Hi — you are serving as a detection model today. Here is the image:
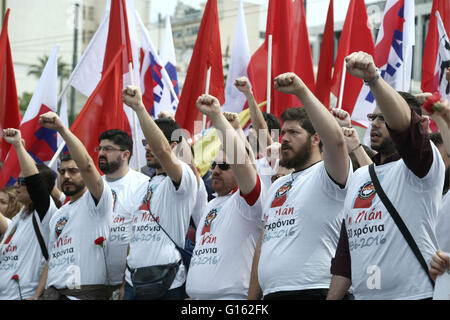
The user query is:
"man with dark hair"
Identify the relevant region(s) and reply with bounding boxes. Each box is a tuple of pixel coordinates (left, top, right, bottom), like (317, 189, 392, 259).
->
(96, 129, 149, 299)
(248, 72, 352, 300)
(0, 128, 58, 300)
(38, 111, 114, 300)
(327, 52, 445, 300)
(235, 77, 282, 190)
(122, 85, 198, 300)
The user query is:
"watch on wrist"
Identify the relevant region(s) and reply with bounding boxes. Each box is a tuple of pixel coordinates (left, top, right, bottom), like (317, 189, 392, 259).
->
(364, 68, 380, 86)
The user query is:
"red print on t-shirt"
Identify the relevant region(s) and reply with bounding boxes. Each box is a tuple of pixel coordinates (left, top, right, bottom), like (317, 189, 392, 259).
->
(353, 181, 377, 209)
(270, 181, 293, 208)
(201, 209, 217, 235)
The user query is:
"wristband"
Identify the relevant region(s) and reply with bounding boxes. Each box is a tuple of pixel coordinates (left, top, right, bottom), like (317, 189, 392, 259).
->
(350, 143, 362, 153)
(364, 68, 380, 86)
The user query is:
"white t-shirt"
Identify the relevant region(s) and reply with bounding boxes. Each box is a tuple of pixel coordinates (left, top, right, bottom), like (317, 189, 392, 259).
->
(102, 170, 149, 285)
(46, 184, 113, 290)
(186, 177, 263, 299)
(258, 161, 351, 296)
(191, 178, 208, 228)
(436, 192, 450, 253)
(125, 162, 197, 289)
(255, 157, 279, 192)
(344, 143, 444, 300)
(0, 199, 57, 300)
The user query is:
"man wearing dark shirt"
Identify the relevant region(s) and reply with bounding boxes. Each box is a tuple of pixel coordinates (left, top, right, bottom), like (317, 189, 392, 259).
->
(327, 52, 445, 300)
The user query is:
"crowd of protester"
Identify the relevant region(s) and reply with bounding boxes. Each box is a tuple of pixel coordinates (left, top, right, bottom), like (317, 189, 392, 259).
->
(0, 52, 449, 300)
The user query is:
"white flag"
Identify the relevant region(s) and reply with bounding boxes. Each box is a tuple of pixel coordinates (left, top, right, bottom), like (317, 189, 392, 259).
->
(352, 0, 415, 129)
(435, 11, 450, 101)
(222, 0, 250, 113)
(158, 14, 179, 116)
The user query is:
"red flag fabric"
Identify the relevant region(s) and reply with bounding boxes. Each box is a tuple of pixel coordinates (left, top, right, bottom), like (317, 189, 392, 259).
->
(247, 0, 315, 120)
(0, 9, 21, 161)
(330, 0, 375, 116)
(103, 0, 133, 74)
(175, 0, 224, 134)
(315, 0, 334, 108)
(70, 46, 125, 171)
(421, 0, 450, 93)
(292, 0, 315, 93)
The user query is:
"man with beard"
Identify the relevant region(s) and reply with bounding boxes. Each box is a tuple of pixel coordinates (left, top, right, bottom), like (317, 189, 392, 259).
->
(96, 129, 149, 299)
(327, 52, 445, 300)
(38, 112, 114, 300)
(122, 86, 198, 300)
(248, 72, 352, 300)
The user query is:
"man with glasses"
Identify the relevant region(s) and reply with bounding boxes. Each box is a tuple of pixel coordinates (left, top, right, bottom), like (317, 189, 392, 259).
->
(122, 87, 198, 300)
(37, 111, 114, 300)
(95, 129, 149, 299)
(185, 101, 263, 299)
(327, 52, 445, 300)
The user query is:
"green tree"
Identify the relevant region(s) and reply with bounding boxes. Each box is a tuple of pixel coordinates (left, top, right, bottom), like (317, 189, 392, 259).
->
(28, 55, 71, 93)
(18, 91, 33, 113)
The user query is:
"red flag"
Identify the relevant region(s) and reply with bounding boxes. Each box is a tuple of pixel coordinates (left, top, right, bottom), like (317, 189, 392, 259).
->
(101, 0, 132, 137)
(315, 0, 334, 108)
(70, 46, 125, 171)
(292, 0, 315, 93)
(421, 0, 450, 93)
(103, 0, 133, 74)
(0, 9, 21, 161)
(247, 0, 315, 120)
(175, 0, 224, 134)
(330, 0, 375, 116)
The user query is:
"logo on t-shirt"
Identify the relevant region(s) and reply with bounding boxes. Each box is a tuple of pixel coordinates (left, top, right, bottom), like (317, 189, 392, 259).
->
(111, 189, 117, 212)
(353, 181, 377, 209)
(55, 217, 68, 238)
(270, 181, 293, 208)
(139, 186, 153, 212)
(3, 225, 17, 245)
(201, 209, 218, 235)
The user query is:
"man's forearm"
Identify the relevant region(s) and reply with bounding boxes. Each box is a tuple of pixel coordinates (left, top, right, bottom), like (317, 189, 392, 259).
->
(135, 105, 173, 159)
(247, 92, 272, 147)
(14, 143, 39, 177)
(31, 261, 48, 300)
(368, 77, 411, 132)
(327, 275, 351, 300)
(351, 145, 373, 167)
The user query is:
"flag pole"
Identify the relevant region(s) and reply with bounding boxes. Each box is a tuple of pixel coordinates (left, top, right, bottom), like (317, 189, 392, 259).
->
(337, 59, 346, 109)
(203, 67, 212, 131)
(128, 62, 142, 171)
(267, 34, 273, 114)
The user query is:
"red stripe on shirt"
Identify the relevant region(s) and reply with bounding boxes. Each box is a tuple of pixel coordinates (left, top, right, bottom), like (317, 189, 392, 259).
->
(240, 174, 261, 206)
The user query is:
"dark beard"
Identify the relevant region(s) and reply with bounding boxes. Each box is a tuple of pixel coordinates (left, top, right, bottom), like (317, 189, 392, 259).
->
(99, 156, 122, 174)
(371, 136, 396, 158)
(279, 140, 312, 170)
(147, 161, 162, 169)
(62, 182, 86, 196)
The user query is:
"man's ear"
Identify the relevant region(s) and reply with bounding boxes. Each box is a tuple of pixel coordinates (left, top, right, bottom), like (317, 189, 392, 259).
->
(311, 132, 321, 147)
(122, 149, 131, 162)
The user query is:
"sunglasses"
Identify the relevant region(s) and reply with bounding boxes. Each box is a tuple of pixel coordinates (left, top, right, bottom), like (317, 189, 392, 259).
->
(367, 113, 385, 122)
(211, 161, 231, 171)
(16, 177, 26, 186)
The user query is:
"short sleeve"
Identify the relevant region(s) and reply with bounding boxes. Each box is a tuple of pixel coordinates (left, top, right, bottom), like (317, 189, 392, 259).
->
(320, 159, 353, 201)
